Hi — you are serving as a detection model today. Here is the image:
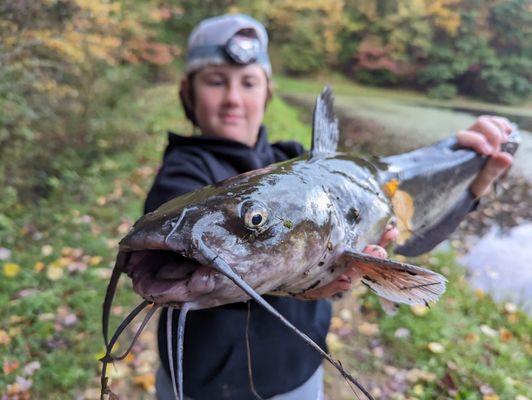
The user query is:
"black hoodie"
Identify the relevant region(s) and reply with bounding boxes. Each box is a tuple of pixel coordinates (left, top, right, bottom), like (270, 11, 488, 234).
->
(145, 127, 331, 400)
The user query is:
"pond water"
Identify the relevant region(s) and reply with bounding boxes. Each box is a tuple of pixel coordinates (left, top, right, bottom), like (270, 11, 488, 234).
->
(459, 223, 532, 314)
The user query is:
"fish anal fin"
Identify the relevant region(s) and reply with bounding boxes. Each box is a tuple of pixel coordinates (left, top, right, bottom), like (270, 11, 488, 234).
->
(311, 86, 339, 157)
(342, 250, 447, 306)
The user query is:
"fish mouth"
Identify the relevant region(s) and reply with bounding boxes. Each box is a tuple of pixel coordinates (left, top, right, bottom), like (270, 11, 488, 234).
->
(124, 250, 220, 305)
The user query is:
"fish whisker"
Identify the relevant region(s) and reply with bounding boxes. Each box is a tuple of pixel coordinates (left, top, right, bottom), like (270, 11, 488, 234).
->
(197, 239, 375, 400)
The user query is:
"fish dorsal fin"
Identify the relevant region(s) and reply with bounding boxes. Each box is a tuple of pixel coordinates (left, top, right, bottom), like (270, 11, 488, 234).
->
(311, 86, 339, 157)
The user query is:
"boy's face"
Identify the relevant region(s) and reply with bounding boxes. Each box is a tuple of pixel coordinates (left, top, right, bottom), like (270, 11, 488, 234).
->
(191, 64, 269, 147)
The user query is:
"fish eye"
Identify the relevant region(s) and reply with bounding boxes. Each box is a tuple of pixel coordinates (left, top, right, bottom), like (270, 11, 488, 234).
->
(240, 201, 268, 229)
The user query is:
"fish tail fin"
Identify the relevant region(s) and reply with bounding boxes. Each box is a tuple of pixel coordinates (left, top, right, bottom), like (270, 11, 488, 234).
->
(344, 250, 446, 305)
(379, 130, 520, 248)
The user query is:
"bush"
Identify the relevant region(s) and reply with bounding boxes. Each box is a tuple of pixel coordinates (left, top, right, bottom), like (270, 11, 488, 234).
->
(277, 19, 326, 75)
(427, 83, 458, 100)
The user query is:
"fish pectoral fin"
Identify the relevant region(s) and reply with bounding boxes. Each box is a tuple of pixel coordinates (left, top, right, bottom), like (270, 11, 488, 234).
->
(343, 250, 447, 306)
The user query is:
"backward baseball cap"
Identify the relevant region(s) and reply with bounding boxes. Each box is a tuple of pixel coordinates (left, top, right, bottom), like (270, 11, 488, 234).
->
(185, 14, 271, 77)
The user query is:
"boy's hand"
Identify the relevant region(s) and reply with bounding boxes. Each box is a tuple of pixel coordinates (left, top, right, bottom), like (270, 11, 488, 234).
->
(457, 115, 514, 197)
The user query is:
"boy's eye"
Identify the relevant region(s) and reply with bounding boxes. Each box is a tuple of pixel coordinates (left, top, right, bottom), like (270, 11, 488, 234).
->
(243, 79, 259, 88)
(206, 78, 224, 86)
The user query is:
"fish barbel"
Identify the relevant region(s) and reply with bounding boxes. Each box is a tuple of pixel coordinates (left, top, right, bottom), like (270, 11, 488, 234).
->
(100, 88, 520, 400)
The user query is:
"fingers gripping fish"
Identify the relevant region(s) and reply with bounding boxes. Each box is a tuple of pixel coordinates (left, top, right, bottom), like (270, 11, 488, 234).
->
(100, 88, 520, 399)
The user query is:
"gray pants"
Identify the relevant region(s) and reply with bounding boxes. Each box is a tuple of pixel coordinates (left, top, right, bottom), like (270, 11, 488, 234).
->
(156, 364, 324, 400)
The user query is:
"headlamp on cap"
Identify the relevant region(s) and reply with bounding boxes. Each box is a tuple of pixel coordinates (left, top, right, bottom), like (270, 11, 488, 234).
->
(225, 34, 260, 65)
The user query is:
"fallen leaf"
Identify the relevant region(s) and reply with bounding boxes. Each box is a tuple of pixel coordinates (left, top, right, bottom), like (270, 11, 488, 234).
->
(3, 359, 20, 374)
(410, 304, 429, 316)
(326, 333, 343, 352)
(413, 384, 424, 396)
(480, 325, 497, 337)
(516, 396, 530, 400)
(46, 266, 64, 281)
(507, 314, 519, 324)
(0, 329, 11, 345)
(133, 373, 155, 392)
(117, 223, 130, 235)
(90, 256, 103, 266)
(499, 328, 513, 342)
(67, 261, 88, 273)
(330, 316, 344, 330)
(465, 332, 479, 343)
(3, 262, 21, 278)
(358, 322, 379, 336)
(427, 342, 444, 354)
(372, 346, 384, 358)
(338, 308, 352, 321)
(503, 302, 517, 314)
(394, 327, 410, 338)
(23, 361, 41, 376)
(474, 288, 485, 300)
(483, 395, 499, 400)
(406, 368, 436, 383)
(5, 375, 32, 397)
(41, 245, 53, 256)
(34, 262, 45, 272)
(0, 247, 11, 260)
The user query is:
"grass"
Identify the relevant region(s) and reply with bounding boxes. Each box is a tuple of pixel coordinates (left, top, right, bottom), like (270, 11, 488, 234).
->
(1, 77, 531, 399)
(275, 73, 532, 117)
(325, 251, 531, 399)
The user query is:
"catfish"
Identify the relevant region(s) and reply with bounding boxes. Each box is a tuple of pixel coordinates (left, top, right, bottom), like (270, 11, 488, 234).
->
(100, 88, 520, 400)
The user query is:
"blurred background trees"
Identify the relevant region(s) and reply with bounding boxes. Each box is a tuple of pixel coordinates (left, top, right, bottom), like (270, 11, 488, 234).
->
(0, 0, 530, 207)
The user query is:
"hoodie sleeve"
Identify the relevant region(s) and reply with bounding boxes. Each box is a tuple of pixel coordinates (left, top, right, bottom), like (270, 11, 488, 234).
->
(394, 190, 479, 257)
(144, 149, 212, 214)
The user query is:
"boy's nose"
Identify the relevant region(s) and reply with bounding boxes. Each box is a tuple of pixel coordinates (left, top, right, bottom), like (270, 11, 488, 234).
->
(224, 83, 243, 107)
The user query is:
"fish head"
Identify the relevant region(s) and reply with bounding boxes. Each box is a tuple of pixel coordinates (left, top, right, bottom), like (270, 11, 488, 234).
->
(117, 163, 335, 309)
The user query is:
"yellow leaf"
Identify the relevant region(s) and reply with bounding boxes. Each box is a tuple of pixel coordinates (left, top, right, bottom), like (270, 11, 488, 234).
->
(427, 342, 445, 354)
(413, 383, 424, 396)
(326, 333, 343, 353)
(0, 330, 11, 345)
(411, 304, 429, 316)
(3, 262, 21, 278)
(358, 322, 379, 336)
(474, 288, 485, 300)
(46, 266, 64, 281)
(34, 262, 45, 272)
(330, 316, 344, 330)
(89, 256, 103, 266)
(507, 314, 519, 324)
(133, 373, 155, 392)
(483, 395, 499, 400)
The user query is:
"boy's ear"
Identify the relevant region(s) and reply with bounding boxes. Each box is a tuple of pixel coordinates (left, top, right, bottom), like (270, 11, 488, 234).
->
(179, 77, 197, 126)
(265, 79, 273, 108)
(179, 78, 193, 110)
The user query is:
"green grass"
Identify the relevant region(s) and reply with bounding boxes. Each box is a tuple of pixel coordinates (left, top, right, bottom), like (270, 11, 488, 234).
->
(275, 73, 532, 118)
(0, 82, 310, 399)
(326, 252, 532, 400)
